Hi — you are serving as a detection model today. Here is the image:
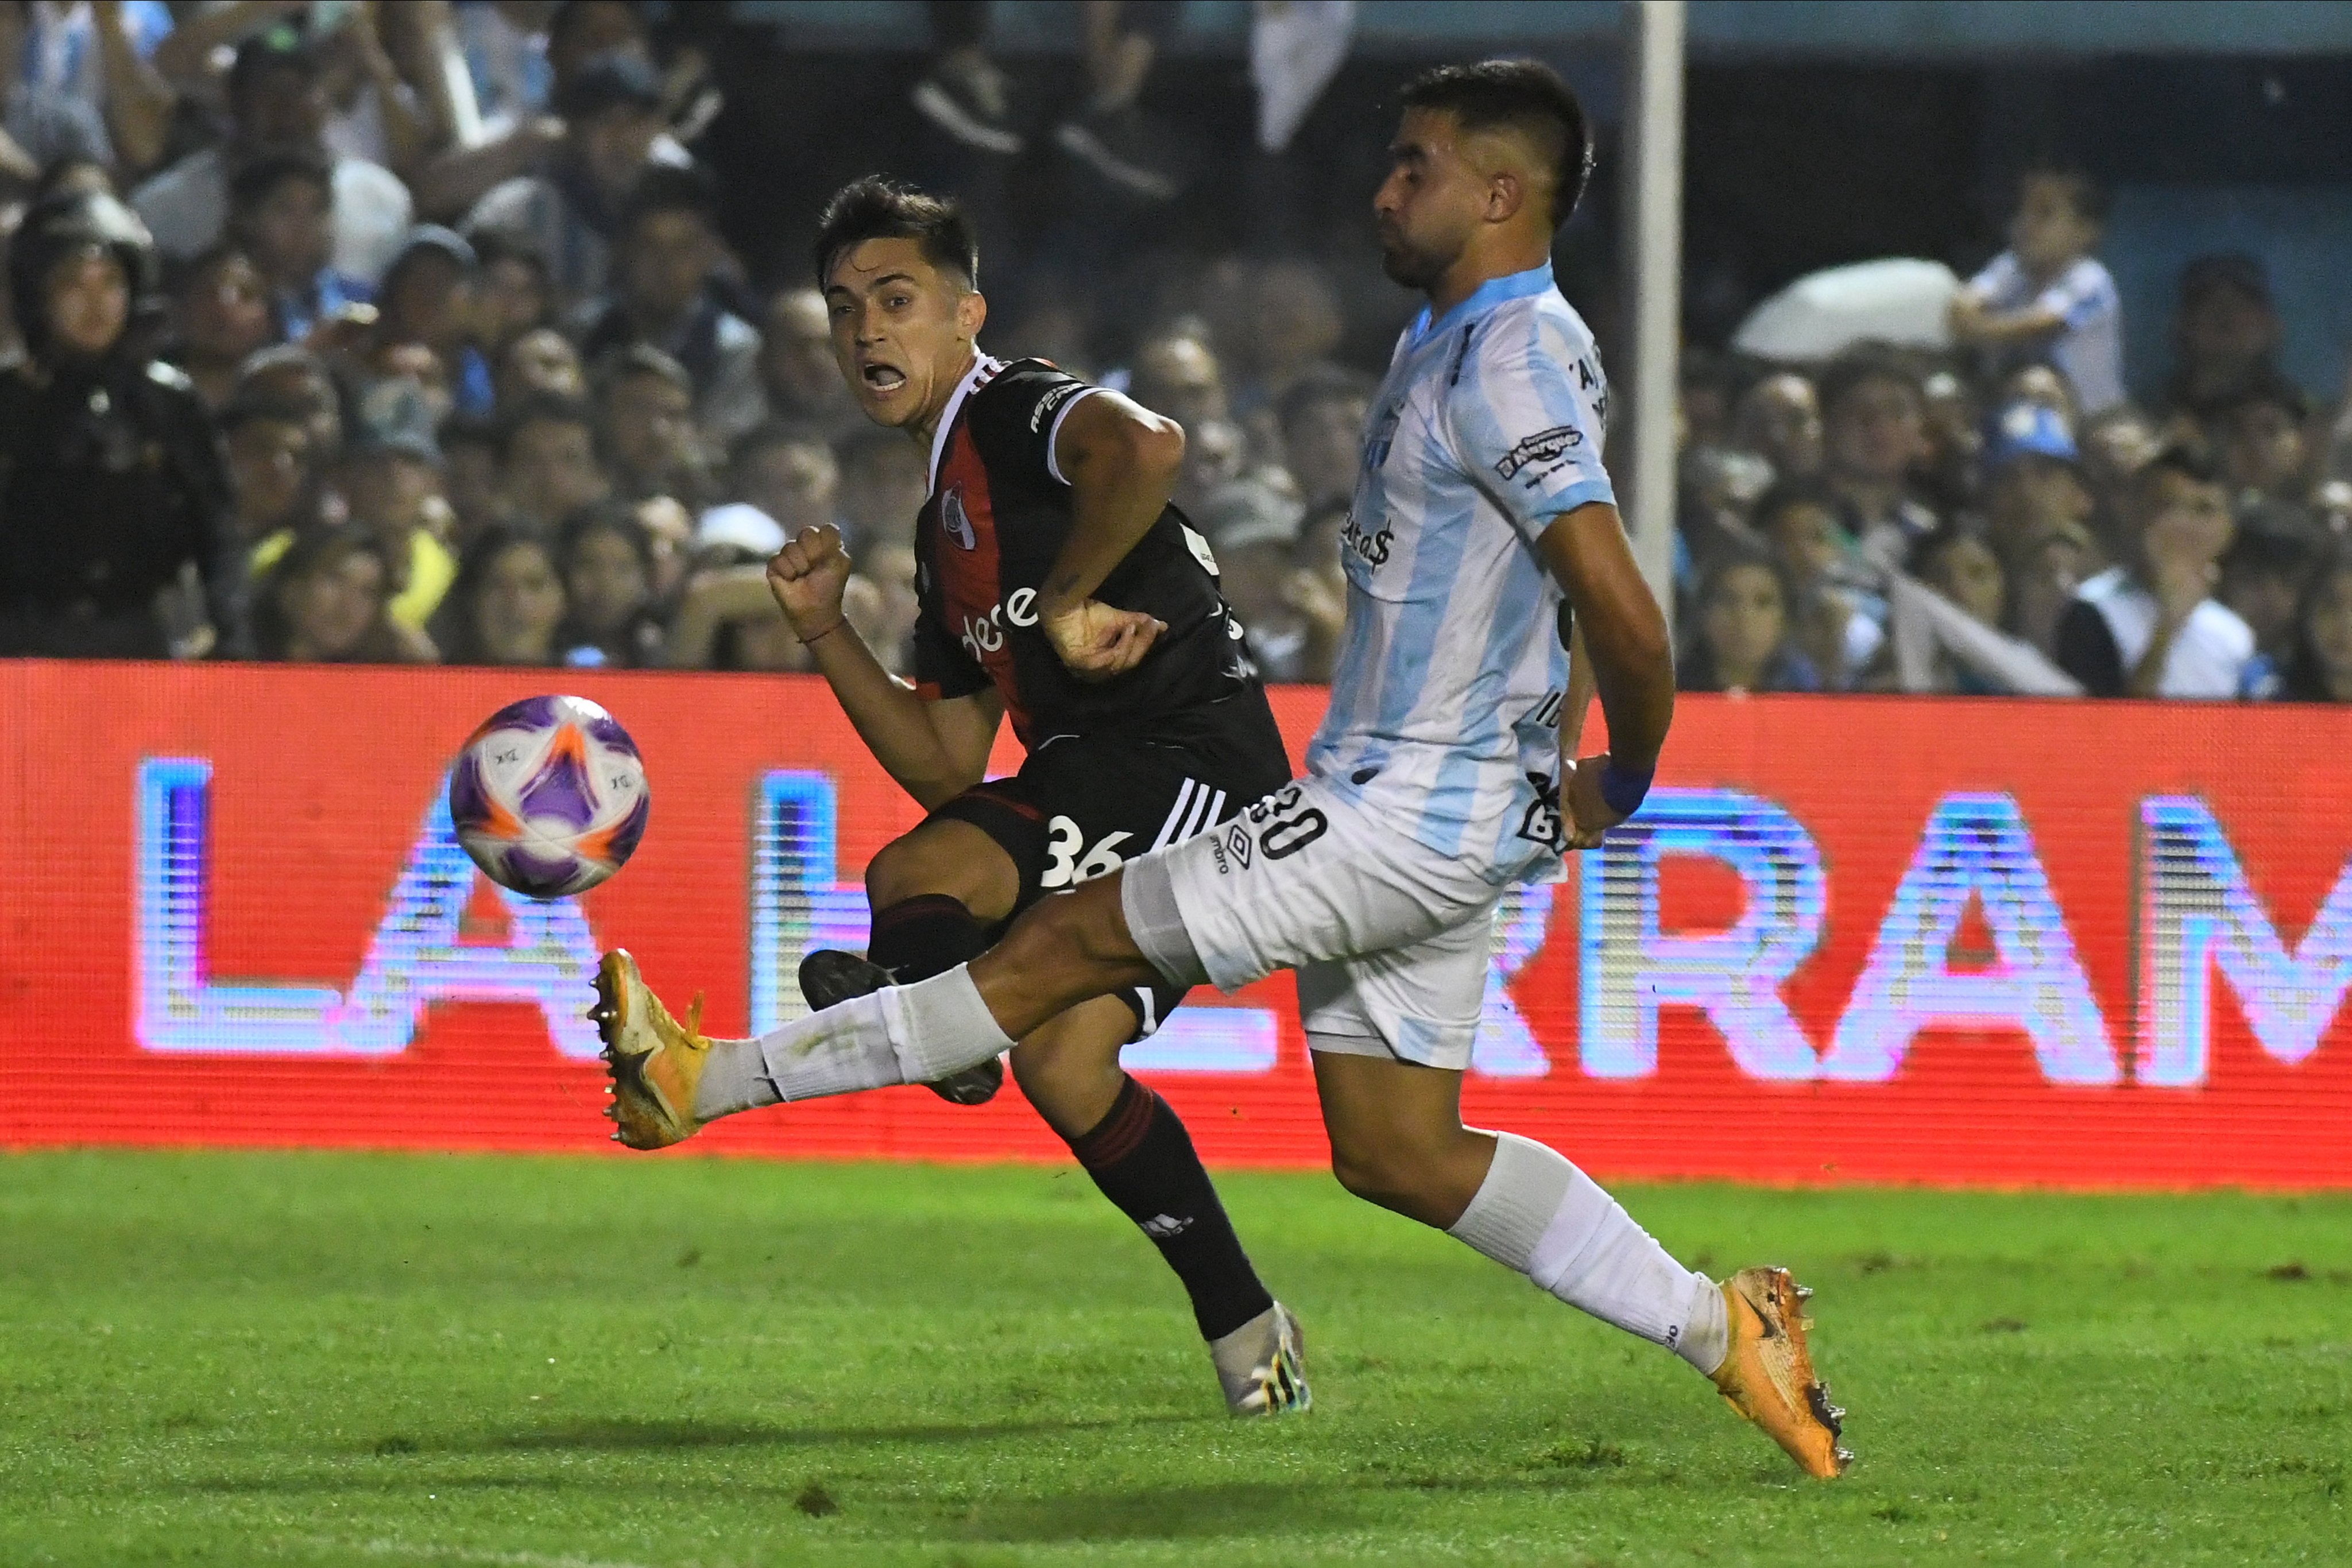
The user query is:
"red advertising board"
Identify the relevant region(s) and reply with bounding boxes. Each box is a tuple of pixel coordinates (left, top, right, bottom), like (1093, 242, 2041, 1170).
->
(2, 660, 2348, 1187)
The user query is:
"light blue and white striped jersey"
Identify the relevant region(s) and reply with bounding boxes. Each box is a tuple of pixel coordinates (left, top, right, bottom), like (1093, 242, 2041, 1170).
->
(1306, 264, 1614, 888)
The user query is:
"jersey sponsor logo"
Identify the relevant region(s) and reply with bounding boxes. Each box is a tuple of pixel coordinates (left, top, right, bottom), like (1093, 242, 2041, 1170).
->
(1339, 510, 1392, 567)
(1494, 425, 1583, 483)
(1029, 380, 1088, 433)
(940, 485, 978, 551)
(958, 586, 1039, 662)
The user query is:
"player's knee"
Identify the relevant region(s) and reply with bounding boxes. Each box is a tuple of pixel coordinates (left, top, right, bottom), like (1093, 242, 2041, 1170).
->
(1329, 1139, 1447, 1217)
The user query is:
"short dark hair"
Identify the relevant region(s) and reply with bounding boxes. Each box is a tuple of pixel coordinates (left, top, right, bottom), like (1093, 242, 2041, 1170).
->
(811, 176, 979, 291)
(592, 342, 693, 400)
(499, 393, 597, 460)
(729, 420, 830, 473)
(1276, 365, 1376, 438)
(1399, 59, 1593, 229)
(1750, 477, 1843, 533)
(227, 22, 318, 107)
(2136, 442, 2223, 494)
(1816, 342, 1922, 422)
(620, 163, 718, 242)
(2020, 161, 2110, 224)
(228, 150, 332, 214)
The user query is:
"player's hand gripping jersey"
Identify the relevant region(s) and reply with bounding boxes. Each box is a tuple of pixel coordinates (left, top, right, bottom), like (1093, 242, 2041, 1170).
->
(1306, 265, 1615, 888)
(914, 355, 1254, 746)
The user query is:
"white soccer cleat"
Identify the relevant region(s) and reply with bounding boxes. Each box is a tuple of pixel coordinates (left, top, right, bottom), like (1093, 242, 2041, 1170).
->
(1209, 1302, 1311, 1415)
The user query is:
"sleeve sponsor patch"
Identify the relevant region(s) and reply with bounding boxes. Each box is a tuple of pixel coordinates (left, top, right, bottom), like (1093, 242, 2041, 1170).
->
(1493, 425, 1584, 482)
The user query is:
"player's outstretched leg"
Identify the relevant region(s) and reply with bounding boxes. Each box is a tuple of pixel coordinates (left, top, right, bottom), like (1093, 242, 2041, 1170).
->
(1313, 1052, 1848, 1479)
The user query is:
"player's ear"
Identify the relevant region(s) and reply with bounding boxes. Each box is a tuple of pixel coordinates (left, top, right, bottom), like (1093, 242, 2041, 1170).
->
(1486, 168, 1526, 225)
(958, 288, 988, 342)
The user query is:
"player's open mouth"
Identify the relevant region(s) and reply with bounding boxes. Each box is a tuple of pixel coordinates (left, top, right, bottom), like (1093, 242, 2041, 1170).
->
(861, 363, 907, 393)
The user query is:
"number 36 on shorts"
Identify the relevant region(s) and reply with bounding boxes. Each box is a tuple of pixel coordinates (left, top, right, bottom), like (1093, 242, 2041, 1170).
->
(1039, 816, 1133, 889)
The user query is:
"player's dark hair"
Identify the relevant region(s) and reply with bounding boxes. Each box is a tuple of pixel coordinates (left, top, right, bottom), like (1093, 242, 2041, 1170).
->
(1399, 59, 1593, 229)
(619, 162, 718, 242)
(811, 176, 979, 292)
(1816, 342, 1922, 422)
(2020, 160, 2110, 225)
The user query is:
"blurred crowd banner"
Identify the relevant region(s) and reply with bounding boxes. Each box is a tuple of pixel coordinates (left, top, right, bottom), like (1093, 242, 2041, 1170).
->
(2, 661, 2348, 1189)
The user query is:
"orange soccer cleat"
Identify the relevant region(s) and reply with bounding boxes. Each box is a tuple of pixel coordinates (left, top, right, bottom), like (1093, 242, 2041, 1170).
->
(1711, 1265, 1850, 1480)
(590, 949, 711, 1150)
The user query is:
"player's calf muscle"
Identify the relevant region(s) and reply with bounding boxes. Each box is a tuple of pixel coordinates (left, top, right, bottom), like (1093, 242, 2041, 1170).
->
(865, 820, 1020, 919)
(973, 875, 1159, 1037)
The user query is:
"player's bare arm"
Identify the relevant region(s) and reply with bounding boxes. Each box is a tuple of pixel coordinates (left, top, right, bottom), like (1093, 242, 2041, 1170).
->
(767, 522, 1003, 810)
(1534, 500, 1674, 846)
(1036, 390, 1182, 680)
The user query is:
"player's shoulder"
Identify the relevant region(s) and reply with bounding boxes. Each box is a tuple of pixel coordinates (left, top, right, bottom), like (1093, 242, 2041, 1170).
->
(1469, 287, 1600, 374)
(966, 355, 1093, 444)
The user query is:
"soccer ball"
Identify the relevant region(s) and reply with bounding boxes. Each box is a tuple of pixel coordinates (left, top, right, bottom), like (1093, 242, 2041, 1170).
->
(449, 695, 650, 899)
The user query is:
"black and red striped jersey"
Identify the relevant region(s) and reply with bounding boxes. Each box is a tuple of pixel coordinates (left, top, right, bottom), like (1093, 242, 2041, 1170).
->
(910, 354, 1257, 748)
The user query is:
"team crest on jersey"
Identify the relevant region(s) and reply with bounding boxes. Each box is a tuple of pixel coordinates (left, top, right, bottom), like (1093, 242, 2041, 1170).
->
(940, 485, 978, 551)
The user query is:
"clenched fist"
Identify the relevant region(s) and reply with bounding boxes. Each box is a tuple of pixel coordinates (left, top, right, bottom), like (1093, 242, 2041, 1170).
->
(766, 525, 853, 640)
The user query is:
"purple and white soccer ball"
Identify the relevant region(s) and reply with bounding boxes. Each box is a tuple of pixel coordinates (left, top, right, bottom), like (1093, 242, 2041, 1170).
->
(449, 695, 650, 900)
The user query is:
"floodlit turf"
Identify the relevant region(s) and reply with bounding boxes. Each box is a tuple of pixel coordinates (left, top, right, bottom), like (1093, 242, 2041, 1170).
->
(1, 1151, 2346, 1567)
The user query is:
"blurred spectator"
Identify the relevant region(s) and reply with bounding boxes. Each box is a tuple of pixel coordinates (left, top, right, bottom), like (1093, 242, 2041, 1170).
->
(908, 0, 1022, 155)
(2056, 446, 2254, 698)
(498, 391, 609, 532)
(667, 559, 840, 673)
(1276, 365, 1372, 514)
(2281, 543, 2352, 703)
(1913, 367, 1981, 516)
(1236, 257, 1344, 414)
(836, 426, 929, 552)
(167, 242, 273, 409)
(494, 323, 585, 405)
(575, 164, 763, 446)
(2214, 379, 2312, 508)
(235, 344, 345, 462)
(331, 380, 458, 635)
(1198, 478, 1335, 682)
(1981, 401, 2099, 653)
(2157, 254, 2289, 428)
(0, 1, 119, 181)
(1817, 344, 1937, 562)
(311, 1, 446, 180)
(133, 24, 412, 284)
(1994, 362, 2078, 430)
(1728, 371, 1824, 483)
(2217, 506, 2319, 692)
(2079, 402, 2163, 555)
(461, 50, 675, 301)
(9, 0, 172, 174)
(757, 285, 862, 441)
(440, 412, 506, 546)
(555, 501, 665, 667)
(1174, 415, 1249, 520)
(459, 0, 557, 140)
(728, 423, 840, 541)
(439, 526, 567, 665)
(227, 150, 370, 344)
(1753, 478, 1882, 689)
(1129, 324, 1229, 435)
(0, 191, 241, 659)
(1678, 545, 1820, 694)
(471, 229, 554, 351)
(372, 226, 491, 416)
(255, 522, 435, 664)
(1949, 165, 2122, 415)
(593, 342, 708, 506)
(220, 394, 318, 554)
(1885, 520, 2084, 698)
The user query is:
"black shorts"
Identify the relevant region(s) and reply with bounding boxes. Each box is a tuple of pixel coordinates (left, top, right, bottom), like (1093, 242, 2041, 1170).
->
(928, 688, 1293, 1039)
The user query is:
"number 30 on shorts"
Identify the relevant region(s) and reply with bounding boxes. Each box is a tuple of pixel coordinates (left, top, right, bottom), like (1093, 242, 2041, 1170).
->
(1040, 816, 1133, 889)
(1245, 783, 1329, 861)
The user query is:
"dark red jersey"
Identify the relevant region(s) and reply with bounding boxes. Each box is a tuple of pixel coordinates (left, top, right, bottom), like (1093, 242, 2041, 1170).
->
(911, 355, 1258, 748)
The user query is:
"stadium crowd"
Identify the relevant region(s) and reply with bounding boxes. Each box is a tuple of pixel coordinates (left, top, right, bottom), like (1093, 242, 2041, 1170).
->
(1, 1, 2347, 703)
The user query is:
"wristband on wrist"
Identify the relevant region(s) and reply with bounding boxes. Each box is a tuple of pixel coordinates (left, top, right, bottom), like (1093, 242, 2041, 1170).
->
(799, 617, 845, 646)
(1598, 760, 1654, 818)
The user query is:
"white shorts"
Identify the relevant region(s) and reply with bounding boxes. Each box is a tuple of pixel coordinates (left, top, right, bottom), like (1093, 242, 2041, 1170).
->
(1119, 775, 1502, 1071)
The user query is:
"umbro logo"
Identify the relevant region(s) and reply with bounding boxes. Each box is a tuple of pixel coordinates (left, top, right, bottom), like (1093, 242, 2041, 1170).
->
(1226, 824, 1253, 868)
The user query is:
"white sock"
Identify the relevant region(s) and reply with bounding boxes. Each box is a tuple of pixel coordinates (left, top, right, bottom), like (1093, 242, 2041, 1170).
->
(695, 965, 1017, 1116)
(1448, 1131, 1728, 1376)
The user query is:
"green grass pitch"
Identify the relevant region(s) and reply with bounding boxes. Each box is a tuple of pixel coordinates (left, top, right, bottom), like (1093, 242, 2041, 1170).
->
(2, 1150, 2346, 1567)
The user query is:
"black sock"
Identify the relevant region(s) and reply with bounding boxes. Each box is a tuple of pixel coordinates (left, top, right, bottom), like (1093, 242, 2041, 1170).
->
(1068, 1075, 1275, 1342)
(868, 893, 991, 982)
